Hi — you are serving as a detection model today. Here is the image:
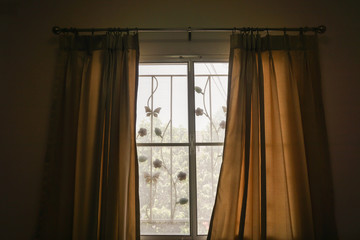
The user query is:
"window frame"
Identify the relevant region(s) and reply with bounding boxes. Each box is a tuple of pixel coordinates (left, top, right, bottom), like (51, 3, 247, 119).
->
(138, 57, 228, 240)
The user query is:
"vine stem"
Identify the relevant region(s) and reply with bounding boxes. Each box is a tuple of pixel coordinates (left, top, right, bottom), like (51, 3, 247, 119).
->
(147, 77, 159, 109)
(162, 164, 178, 220)
(202, 77, 219, 139)
(146, 182, 157, 221)
(159, 119, 178, 221)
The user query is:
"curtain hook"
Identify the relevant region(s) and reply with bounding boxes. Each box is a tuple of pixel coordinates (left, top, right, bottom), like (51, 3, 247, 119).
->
(188, 27, 192, 41)
(299, 27, 304, 35)
(71, 27, 78, 37)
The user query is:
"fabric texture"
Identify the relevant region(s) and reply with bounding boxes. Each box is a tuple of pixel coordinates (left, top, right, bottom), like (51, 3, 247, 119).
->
(208, 33, 337, 240)
(35, 33, 140, 240)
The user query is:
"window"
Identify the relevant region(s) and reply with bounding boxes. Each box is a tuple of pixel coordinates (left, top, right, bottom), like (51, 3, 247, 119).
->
(136, 62, 228, 239)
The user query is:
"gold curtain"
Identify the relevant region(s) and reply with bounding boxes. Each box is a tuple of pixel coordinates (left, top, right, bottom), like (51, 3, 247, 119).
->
(35, 33, 140, 240)
(208, 33, 337, 240)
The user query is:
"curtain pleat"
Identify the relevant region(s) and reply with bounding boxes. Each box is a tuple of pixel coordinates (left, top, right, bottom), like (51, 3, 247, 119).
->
(35, 33, 140, 240)
(208, 33, 338, 240)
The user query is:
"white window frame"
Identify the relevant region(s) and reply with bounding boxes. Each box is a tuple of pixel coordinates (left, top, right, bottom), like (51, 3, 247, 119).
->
(138, 57, 228, 240)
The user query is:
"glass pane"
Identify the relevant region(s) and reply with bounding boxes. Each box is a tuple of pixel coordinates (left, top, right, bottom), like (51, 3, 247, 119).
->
(138, 146, 190, 235)
(137, 64, 188, 144)
(196, 145, 223, 235)
(194, 62, 228, 75)
(194, 63, 228, 143)
(139, 63, 187, 75)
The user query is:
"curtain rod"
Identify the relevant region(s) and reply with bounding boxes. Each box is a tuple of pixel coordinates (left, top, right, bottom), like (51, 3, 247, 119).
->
(52, 25, 326, 35)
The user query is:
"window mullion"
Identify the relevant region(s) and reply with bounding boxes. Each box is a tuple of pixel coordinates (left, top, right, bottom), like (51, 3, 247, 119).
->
(187, 60, 198, 238)
(150, 76, 154, 221)
(170, 75, 174, 221)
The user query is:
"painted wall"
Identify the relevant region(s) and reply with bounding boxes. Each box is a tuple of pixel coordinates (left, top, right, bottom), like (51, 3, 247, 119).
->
(1, 0, 359, 239)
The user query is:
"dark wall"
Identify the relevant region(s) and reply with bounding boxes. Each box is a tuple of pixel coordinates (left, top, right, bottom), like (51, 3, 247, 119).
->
(1, 0, 359, 239)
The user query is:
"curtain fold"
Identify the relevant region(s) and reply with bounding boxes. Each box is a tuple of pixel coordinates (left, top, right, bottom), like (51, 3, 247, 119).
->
(35, 33, 140, 240)
(208, 33, 337, 240)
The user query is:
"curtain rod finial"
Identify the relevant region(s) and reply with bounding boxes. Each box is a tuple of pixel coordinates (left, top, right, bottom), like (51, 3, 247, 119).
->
(53, 26, 61, 35)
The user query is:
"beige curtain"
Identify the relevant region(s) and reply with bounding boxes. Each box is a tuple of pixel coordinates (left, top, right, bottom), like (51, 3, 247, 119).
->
(208, 33, 337, 239)
(35, 33, 140, 240)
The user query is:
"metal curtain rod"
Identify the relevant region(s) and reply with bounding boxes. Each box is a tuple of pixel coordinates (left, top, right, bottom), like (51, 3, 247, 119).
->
(52, 25, 326, 35)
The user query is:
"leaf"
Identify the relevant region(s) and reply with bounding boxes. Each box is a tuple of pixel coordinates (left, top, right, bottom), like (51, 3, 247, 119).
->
(194, 86, 203, 94)
(219, 120, 226, 129)
(154, 128, 163, 138)
(138, 155, 148, 162)
(178, 198, 189, 205)
(145, 106, 152, 113)
(153, 107, 161, 114)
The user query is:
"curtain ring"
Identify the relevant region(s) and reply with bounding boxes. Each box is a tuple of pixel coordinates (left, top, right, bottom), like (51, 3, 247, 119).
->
(299, 27, 304, 35)
(72, 28, 79, 37)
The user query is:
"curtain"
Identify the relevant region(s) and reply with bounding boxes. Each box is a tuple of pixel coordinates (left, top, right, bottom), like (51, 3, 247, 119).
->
(35, 33, 140, 240)
(208, 33, 337, 239)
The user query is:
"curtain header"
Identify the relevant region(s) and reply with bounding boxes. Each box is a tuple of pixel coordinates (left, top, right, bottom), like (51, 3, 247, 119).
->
(230, 34, 318, 51)
(58, 33, 139, 51)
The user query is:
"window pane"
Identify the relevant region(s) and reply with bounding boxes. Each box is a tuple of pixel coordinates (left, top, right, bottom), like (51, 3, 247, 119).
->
(138, 146, 190, 235)
(194, 63, 228, 142)
(139, 63, 187, 75)
(196, 145, 223, 235)
(194, 62, 228, 75)
(137, 64, 188, 144)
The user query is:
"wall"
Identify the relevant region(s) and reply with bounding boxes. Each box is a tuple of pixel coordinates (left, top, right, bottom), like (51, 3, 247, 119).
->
(1, 0, 359, 239)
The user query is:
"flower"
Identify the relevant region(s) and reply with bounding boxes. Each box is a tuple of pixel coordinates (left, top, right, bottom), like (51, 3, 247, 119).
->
(194, 86, 203, 94)
(178, 198, 188, 205)
(138, 128, 147, 137)
(219, 120, 226, 129)
(153, 159, 162, 168)
(195, 107, 204, 116)
(177, 171, 187, 181)
(138, 155, 147, 163)
(154, 127, 163, 138)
